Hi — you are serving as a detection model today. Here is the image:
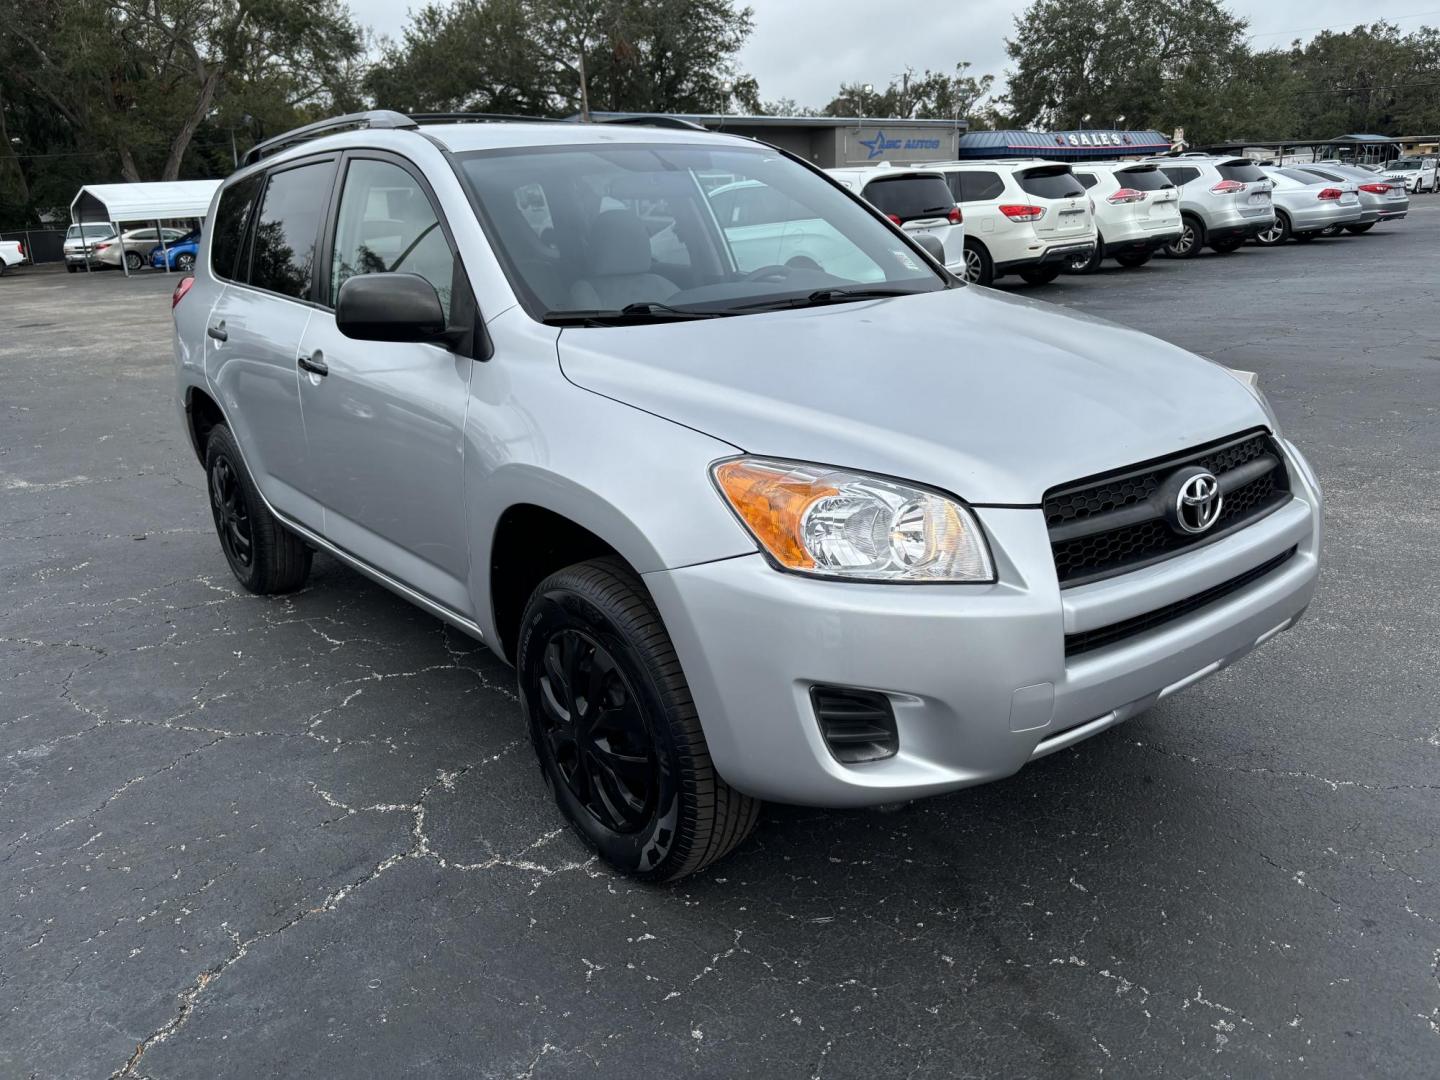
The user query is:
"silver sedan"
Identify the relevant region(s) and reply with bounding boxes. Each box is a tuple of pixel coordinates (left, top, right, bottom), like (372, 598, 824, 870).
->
(1256, 167, 1363, 244)
(1293, 163, 1409, 234)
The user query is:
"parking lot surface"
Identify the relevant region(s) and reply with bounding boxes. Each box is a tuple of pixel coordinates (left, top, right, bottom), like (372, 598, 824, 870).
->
(3, 214, 1438, 1079)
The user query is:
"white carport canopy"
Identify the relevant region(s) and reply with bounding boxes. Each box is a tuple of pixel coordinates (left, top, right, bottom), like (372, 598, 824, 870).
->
(69, 180, 222, 276)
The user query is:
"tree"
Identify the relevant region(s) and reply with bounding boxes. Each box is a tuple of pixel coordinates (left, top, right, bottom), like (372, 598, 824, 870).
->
(822, 64, 994, 121)
(1001, 0, 1254, 141)
(368, 0, 756, 117)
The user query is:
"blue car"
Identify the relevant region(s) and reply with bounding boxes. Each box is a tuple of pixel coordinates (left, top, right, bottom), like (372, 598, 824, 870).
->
(149, 229, 201, 271)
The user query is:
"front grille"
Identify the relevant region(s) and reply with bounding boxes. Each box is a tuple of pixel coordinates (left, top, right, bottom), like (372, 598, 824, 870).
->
(1064, 546, 1297, 656)
(1045, 430, 1292, 587)
(810, 686, 898, 764)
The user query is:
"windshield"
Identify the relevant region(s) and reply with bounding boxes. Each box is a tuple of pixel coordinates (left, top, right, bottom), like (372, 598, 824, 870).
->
(66, 225, 115, 240)
(455, 143, 945, 322)
(1389, 160, 1419, 170)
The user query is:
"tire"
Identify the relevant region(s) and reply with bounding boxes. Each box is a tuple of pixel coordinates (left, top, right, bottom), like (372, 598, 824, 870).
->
(1344, 223, 1374, 235)
(176, 252, 196, 271)
(67, 264, 78, 274)
(1066, 237, 1103, 274)
(124, 251, 143, 271)
(961, 239, 994, 286)
(517, 558, 761, 882)
(1255, 212, 1291, 246)
(1115, 250, 1153, 268)
(204, 424, 312, 594)
(1292, 231, 1317, 243)
(1018, 264, 1063, 285)
(1320, 224, 1344, 237)
(1164, 215, 1203, 258)
(1209, 235, 1245, 254)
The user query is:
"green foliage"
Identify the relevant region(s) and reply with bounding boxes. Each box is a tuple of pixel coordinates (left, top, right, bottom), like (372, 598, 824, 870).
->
(366, 0, 756, 117)
(822, 64, 994, 122)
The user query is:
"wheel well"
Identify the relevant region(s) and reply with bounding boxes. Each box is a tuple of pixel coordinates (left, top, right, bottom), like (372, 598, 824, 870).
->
(186, 388, 225, 463)
(490, 505, 623, 664)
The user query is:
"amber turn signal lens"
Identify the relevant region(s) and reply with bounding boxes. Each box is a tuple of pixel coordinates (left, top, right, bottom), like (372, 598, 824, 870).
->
(713, 459, 837, 570)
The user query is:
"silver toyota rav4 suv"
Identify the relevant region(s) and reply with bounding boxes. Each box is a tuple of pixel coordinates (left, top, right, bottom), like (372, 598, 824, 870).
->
(173, 112, 1322, 881)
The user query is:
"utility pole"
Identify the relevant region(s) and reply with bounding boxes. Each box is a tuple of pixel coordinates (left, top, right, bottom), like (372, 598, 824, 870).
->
(578, 50, 591, 122)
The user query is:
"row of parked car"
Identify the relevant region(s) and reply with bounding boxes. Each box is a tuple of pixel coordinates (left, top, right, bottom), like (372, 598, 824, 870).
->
(61, 223, 202, 272)
(823, 154, 1416, 286)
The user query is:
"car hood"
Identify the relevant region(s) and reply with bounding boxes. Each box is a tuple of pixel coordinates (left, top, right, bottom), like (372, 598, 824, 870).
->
(556, 287, 1269, 504)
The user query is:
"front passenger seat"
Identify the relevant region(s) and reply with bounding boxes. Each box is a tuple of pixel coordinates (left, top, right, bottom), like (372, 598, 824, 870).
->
(569, 210, 678, 310)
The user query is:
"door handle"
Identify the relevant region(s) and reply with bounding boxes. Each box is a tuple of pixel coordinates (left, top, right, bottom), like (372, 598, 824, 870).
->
(207, 322, 228, 342)
(297, 352, 328, 377)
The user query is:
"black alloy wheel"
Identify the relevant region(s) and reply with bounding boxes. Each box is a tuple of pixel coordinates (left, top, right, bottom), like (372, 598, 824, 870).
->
(518, 559, 760, 881)
(209, 453, 254, 571)
(536, 628, 659, 835)
(177, 252, 196, 271)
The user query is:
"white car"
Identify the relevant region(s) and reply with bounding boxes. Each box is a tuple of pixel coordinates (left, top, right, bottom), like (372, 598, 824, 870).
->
(920, 160, 1097, 286)
(1066, 162, 1181, 272)
(1380, 157, 1437, 194)
(823, 166, 966, 276)
(0, 238, 26, 275)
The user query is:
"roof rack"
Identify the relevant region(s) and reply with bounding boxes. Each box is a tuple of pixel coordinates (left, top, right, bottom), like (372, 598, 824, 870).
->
(596, 114, 709, 131)
(242, 110, 417, 166)
(408, 112, 564, 126)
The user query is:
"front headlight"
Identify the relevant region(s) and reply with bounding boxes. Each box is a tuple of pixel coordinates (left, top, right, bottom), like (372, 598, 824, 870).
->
(712, 458, 995, 583)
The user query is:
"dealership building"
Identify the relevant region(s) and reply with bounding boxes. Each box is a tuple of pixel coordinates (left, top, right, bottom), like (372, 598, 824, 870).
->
(591, 113, 1174, 167)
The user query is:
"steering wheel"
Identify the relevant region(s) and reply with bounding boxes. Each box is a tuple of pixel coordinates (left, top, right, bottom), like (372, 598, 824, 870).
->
(741, 264, 792, 282)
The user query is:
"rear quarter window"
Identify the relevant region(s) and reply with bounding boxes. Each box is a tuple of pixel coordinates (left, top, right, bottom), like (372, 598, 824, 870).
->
(1160, 166, 1200, 186)
(957, 171, 1005, 202)
(862, 176, 954, 221)
(211, 174, 264, 281)
(1074, 172, 1099, 190)
(1016, 167, 1085, 199)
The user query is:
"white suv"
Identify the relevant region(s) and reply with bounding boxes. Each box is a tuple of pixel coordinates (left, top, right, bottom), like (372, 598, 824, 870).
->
(921, 160, 1096, 286)
(1067, 162, 1181, 272)
(824, 166, 966, 275)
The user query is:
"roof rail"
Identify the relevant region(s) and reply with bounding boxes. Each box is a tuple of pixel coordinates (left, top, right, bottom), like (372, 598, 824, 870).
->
(409, 112, 564, 125)
(242, 110, 417, 166)
(596, 114, 709, 131)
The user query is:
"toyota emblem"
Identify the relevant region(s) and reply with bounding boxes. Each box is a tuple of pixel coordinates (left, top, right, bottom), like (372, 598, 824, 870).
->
(1174, 471, 1223, 534)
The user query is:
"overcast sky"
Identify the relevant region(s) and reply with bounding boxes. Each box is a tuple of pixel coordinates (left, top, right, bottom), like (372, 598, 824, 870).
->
(349, 0, 1440, 107)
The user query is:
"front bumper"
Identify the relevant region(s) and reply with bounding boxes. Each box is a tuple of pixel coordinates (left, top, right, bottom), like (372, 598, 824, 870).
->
(646, 440, 1322, 807)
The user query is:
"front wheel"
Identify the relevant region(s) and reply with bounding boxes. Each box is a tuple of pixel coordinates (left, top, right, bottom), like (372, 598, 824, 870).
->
(1018, 264, 1064, 286)
(1066, 237, 1103, 274)
(204, 424, 312, 594)
(1255, 213, 1291, 246)
(1345, 223, 1374, 235)
(961, 239, 994, 286)
(1164, 217, 1203, 258)
(176, 252, 196, 271)
(517, 559, 761, 882)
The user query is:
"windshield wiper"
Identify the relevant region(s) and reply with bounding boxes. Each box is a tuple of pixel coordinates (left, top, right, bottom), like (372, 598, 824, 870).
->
(727, 286, 926, 313)
(541, 301, 725, 326)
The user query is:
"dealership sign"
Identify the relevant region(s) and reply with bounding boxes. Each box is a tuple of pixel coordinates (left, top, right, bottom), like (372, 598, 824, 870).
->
(1055, 131, 1136, 147)
(858, 129, 944, 160)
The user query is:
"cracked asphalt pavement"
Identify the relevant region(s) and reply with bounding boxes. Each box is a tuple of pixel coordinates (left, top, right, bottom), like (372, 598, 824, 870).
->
(3, 209, 1438, 1079)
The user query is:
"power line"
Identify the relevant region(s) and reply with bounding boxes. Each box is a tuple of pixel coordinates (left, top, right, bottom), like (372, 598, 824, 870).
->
(1247, 9, 1440, 40)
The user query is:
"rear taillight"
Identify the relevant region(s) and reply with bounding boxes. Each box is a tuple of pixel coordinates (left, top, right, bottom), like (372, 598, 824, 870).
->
(1107, 187, 1147, 204)
(1317, 187, 1343, 200)
(16, 243, 23, 257)
(947, 206, 962, 224)
(1358, 182, 1391, 194)
(94, 241, 112, 251)
(886, 213, 903, 226)
(1210, 179, 1246, 194)
(172, 276, 195, 309)
(999, 204, 1045, 222)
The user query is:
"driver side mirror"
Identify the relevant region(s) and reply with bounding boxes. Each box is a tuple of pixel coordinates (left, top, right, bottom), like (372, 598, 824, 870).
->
(336, 272, 450, 344)
(912, 232, 946, 265)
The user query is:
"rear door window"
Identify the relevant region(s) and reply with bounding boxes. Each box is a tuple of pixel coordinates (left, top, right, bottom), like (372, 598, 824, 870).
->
(1159, 166, 1201, 186)
(861, 176, 954, 222)
(1114, 167, 1172, 191)
(957, 171, 1005, 202)
(1216, 161, 1267, 183)
(211, 174, 263, 281)
(247, 159, 338, 299)
(1016, 166, 1085, 199)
